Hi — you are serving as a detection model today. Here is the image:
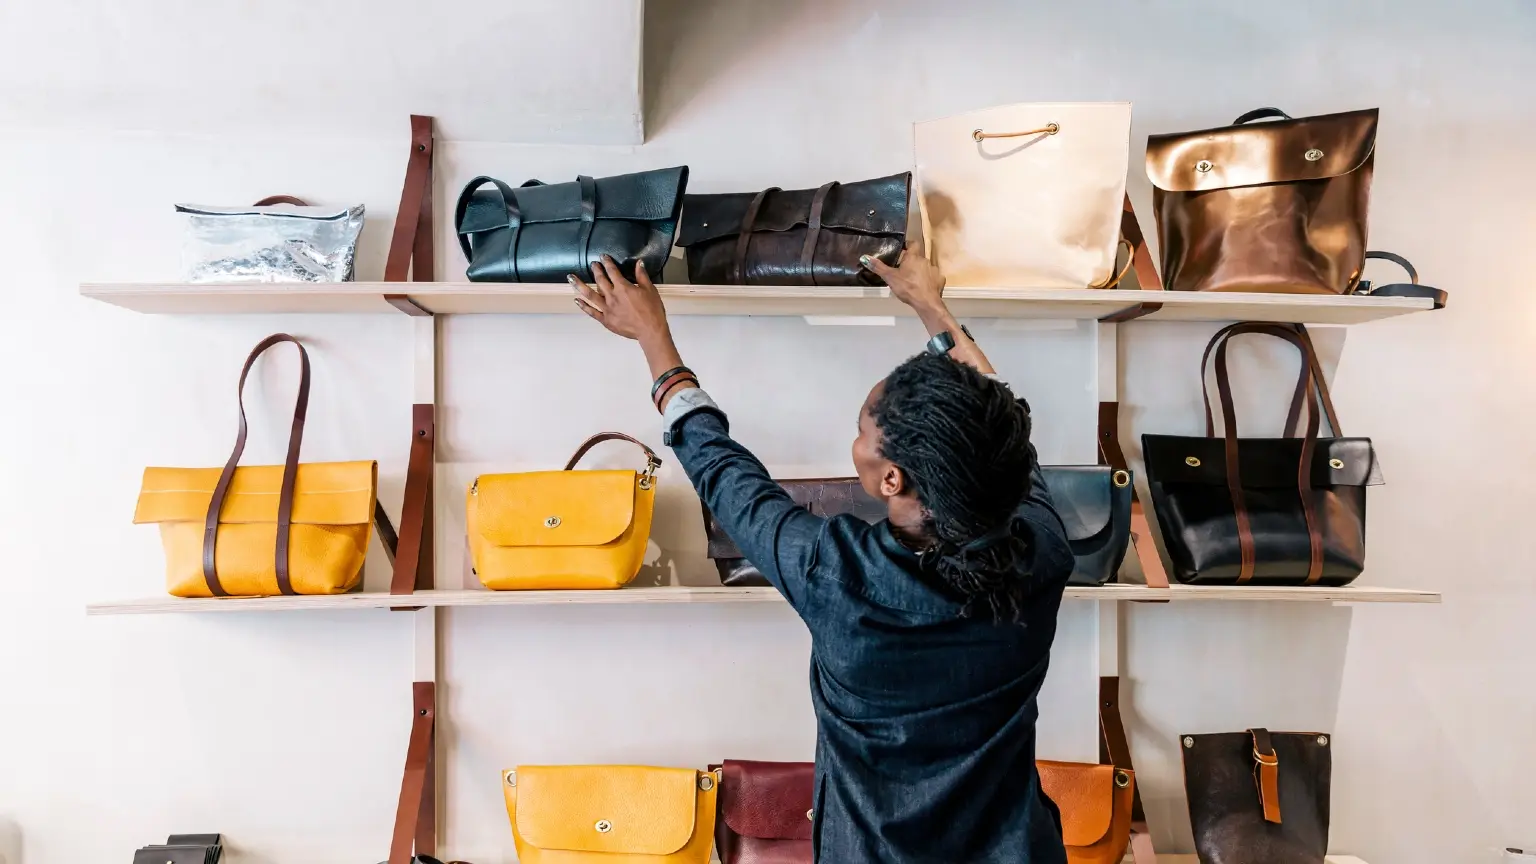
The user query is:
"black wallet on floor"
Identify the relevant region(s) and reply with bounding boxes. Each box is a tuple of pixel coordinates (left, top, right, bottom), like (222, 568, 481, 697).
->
(132, 833, 222, 864)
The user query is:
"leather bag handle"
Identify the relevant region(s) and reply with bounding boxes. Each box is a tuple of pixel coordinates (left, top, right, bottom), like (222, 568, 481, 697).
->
(1201, 324, 1331, 584)
(563, 432, 662, 474)
(1201, 323, 1342, 440)
(253, 195, 309, 206)
(731, 187, 779, 285)
(202, 334, 310, 597)
(1231, 107, 1293, 125)
(1355, 251, 1448, 308)
(454, 176, 525, 280)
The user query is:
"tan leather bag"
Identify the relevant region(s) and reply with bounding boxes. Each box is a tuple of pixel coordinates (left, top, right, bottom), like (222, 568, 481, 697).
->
(1145, 107, 1378, 295)
(1037, 760, 1134, 864)
(914, 102, 1132, 288)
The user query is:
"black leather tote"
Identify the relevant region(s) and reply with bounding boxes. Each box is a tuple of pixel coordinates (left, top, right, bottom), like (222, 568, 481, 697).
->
(677, 173, 910, 286)
(1182, 729, 1331, 864)
(703, 467, 1130, 586)
(1142, 323, 1382, 586)
(455, 166, 688, 283)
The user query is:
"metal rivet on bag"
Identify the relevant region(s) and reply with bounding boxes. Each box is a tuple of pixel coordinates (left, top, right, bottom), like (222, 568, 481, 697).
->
(544, 516, 561, 528)
(868, 209, 877, 216)
(1329, 458, 1344, 470)
(698, 773, 715, 791)
(638, 476, 654, 491)
(505, 770, 517, 787)
(1317, 735, 1329, 746)
(701, 222, 709, 227)
(1183, 736, 1195, 748)
(1305, 148, 1325, 162)
(1114, 770, 1131, 788)
(1112, 469, 1131, 488)
(1195, 159, 1213, 173)
(807, 809, 815, 821)
(1185, 456, 1202, 467)
(595, 820, 613, 833)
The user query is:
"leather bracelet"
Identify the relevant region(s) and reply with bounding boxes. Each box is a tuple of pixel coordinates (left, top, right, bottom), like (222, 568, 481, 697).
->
(654, 375, 699, 411)
(650, 366, 694, 401)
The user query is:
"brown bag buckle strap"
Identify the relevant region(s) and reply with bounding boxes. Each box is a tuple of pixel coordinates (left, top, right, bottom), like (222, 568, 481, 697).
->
(1249, 727, 1283, 824)
(798, 181, 838, 287)
(202, 334, 310, 597)
(253, 195, 309, 207)
(563, 432, 662, 476)
(731, 187, 779, 285)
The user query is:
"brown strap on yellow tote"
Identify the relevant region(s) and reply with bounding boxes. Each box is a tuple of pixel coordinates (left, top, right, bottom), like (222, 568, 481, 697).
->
(201, 334, 310, 597)
(1100, 676, 1159, 864)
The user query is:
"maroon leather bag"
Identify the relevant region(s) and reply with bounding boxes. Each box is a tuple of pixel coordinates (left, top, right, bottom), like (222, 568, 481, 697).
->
(714, 760, 815, 864)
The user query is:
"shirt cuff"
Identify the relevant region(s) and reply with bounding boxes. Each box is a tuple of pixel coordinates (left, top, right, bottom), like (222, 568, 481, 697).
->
(661, 386, 719, 435)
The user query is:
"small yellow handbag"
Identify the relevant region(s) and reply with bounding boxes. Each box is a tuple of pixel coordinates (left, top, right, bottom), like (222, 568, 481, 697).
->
(134, 335, 377, 598)
(503, 765, 718, 864)
(467, 433, 659, 590)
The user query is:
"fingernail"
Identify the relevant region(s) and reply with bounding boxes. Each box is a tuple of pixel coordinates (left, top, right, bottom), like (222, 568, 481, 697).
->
(637, 259, 647, 270)
(859, 254, 873, 267)
(566, 274, 577, 284)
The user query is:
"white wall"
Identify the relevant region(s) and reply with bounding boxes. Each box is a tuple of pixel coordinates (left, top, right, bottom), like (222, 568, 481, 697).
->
(1, 1, 1533, 862)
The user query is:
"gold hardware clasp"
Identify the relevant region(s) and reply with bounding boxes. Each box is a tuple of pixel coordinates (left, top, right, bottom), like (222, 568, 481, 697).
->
(1112, 469, 1131, 488)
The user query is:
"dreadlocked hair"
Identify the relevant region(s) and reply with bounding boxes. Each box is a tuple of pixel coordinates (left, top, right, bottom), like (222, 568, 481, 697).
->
(871, 351, 1037, 622)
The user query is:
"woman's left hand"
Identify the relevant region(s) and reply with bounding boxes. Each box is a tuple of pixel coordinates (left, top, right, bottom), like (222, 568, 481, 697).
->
(570, 256, 671, 345)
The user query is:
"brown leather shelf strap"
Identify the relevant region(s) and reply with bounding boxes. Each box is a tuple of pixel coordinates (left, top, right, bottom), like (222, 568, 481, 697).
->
(1203, 323, 1329, 584)
(1099, 677, 1158, 864)
(1100, 194, 1165, 322)
(564, 432, 662, 474)
(731, 187, 778, 285)
(390, 405, 436, 596)
(1097, 402, 1171, 590)
(202, 334, 310, 597)
(1249, 727, 1283, 824)
(386, 115, 436, 285)
(388, 682, 437, 864)
(799, 181, 837, 286)
(253, 195, 309, 206)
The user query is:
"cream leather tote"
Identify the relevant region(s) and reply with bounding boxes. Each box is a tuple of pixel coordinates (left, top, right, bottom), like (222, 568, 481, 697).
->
(914, 102, 1132, 289)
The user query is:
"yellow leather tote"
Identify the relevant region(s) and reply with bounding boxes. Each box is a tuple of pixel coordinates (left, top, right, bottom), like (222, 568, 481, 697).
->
(503, 765, 717, 864)
(467, 433, 659, 590)
(134, 335, 377, 598)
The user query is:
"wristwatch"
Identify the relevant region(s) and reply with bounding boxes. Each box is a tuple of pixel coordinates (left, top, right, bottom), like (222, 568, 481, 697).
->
(926, 325, 974, 356)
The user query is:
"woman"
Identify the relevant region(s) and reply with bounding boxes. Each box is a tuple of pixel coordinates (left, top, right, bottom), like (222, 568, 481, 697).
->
(570, 249, 1073, 864)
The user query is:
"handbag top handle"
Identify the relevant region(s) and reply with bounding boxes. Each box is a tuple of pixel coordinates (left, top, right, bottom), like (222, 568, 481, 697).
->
(202, 334, 311, 597)
(1197, 323, 1336, 584)
(252, 195, 309, 206)
(563, 432, 662, 478)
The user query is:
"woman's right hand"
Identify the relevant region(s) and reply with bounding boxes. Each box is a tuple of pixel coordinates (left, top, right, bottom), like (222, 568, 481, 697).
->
(862, 244, 946, 313)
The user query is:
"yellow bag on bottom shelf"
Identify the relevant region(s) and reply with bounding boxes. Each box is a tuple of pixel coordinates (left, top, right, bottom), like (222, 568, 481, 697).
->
(468, 433, 659, 590)
(503, 765, 718, 864)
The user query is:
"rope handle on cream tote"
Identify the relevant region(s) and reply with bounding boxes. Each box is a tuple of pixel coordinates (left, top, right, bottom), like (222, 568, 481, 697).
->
(201, 334, 310, 596)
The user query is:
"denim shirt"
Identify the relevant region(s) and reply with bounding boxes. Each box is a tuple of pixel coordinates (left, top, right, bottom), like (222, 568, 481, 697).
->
(665, 390, 1074, 864)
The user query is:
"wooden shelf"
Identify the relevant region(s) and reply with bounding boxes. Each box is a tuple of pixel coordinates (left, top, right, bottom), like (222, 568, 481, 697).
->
(80, 282, 1433, 325)
(86, 583, 1440, 616)
(1145, 857, 1365, 864)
